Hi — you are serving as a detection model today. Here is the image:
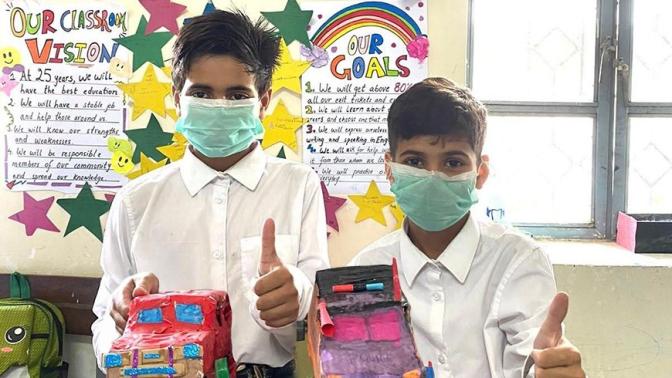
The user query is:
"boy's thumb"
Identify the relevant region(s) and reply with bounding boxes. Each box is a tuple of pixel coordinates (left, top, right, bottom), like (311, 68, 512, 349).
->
(534, 292, 569, 349)
(258, 218, 281, 275)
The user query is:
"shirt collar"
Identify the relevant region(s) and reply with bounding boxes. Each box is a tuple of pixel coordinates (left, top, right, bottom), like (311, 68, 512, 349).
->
(399, 213, 481, 286)
(179, 143, 266, 196)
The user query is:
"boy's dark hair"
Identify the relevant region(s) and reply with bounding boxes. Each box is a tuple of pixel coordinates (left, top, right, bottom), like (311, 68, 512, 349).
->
(172, 10, 281, 94)
(387, 77, 488, 157)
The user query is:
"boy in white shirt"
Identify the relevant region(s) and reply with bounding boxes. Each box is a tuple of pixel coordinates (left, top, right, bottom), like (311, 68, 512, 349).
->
(91, 10, 329, 377)
(350, 78, 584, 378)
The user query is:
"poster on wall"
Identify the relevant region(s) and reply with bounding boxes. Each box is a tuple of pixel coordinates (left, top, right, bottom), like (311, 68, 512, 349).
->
(301, 0, 428, 194)
(1, 4, 128, 193)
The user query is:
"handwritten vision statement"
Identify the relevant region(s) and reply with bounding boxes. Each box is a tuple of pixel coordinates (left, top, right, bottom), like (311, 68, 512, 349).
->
(302, 0, 428, 194)
(2, 5, 128, 192)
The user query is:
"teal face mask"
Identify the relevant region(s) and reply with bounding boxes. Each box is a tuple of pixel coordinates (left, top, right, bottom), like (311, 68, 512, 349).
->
(175, 96, 264, 158)
(389, 162, 479, 232)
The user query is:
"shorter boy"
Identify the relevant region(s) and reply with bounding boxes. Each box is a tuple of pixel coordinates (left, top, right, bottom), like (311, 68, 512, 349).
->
(350, 78, 584, 378)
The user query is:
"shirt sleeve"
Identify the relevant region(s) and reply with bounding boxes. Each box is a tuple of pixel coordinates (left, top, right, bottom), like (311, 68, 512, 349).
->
(250, 169, 330, 334)
(91, 194, 136, 371)
(496, 246, 557, 378)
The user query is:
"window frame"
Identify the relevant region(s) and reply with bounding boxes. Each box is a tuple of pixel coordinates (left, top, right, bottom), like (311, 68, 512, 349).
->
(467, 0, 619, 238)
(612, 0, 672, 235)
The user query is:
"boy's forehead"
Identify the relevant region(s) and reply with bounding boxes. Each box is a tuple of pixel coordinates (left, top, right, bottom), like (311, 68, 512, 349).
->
(184, 55, 257, 92)
(397, 135, 475, 152)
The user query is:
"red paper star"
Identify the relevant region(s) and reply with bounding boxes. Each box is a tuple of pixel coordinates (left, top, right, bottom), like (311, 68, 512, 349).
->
(321, 181, 346, 232)
(9, 193, 60, 236)
(139, 0, 187, 35)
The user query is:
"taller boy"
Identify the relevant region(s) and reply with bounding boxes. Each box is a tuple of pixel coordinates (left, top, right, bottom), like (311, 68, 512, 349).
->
(92, 10, 329, 377)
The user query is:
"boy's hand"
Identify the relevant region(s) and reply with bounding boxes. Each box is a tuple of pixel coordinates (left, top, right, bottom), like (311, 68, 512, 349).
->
(111, 272, 160, 334)
(532, 292, 585, 378)
(254, 218, 299, 328)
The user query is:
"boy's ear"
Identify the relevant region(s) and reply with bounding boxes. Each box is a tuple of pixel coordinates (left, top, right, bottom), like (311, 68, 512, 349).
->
(476, 154, 490, 189)
(258, 89, 272, 119)
(384, 151, 394, 183)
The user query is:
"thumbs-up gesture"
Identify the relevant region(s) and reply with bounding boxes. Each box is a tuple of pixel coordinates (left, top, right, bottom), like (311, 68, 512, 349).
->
(532, 292, 585, 378)
(253, 219, 300, 328)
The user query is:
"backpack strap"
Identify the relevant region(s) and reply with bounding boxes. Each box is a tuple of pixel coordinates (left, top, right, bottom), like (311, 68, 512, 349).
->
(9, 272, 31, 299)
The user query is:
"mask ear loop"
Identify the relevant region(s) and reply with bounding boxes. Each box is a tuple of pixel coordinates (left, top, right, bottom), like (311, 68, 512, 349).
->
(475, 155, 490, 188)
(385, 161, 394, 183)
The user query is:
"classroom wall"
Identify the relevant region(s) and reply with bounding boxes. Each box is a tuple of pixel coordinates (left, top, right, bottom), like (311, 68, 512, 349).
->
(0, 0, 468, 277)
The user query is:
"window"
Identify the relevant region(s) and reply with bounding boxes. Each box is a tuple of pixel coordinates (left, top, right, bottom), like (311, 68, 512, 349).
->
(175, 303, 204, 324)
(137, 308, 163, 324)
(621, 0, 672, 215)
(469, 0, 672, 238)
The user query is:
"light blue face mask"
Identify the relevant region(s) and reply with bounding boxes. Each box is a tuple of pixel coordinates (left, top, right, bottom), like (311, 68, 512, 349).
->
(175, 96, 264, 158)
(389, 162, 479, 232)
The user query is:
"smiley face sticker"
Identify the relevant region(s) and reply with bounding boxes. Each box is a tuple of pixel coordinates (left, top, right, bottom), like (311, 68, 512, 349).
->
(107, 137, 135, 175)
(108, 57, 132, 79)
(0, 46, 24, 74)
(110, 150, 135, 174)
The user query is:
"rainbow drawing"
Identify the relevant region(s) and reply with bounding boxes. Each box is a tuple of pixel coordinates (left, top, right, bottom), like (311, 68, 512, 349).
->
(310, 1, 424, 49)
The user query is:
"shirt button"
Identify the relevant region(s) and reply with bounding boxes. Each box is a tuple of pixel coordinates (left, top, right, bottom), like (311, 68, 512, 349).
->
(438, 354, 446, 364)
(215, 198, 224, 205)
(432, 292, 441, 301)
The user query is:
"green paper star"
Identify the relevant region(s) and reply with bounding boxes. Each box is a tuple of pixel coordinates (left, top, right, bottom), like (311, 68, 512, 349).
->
(57, 183, 111, 242)
(125, 114, 174, 164)
(114, 16, 173, 71)
(277, 146, 286, 159)
(262, 0, 313, 46)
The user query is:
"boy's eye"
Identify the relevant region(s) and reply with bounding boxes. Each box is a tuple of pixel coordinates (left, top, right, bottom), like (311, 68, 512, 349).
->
(189, 91, 210, 99)
(446, 159, 465, 168)
(403, 157, 423, 168)
(229, 93, 251, 100)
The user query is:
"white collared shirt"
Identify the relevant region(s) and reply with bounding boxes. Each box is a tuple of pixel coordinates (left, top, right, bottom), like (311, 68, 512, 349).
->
(349, 214, 556, 378)
(92, 143, 329, 369)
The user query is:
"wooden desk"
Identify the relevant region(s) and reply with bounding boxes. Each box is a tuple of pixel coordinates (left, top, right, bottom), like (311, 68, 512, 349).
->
(0, 274, 101, 336)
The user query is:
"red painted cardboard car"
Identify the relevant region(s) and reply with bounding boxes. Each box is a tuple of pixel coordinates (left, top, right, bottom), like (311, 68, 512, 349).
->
(103, 290, 235, 378)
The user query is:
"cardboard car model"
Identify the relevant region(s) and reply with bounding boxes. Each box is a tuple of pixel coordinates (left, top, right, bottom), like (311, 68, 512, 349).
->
(103, 290, 235, 378)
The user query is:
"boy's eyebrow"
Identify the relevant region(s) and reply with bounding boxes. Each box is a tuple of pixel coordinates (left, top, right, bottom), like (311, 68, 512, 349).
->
(442, 150, 471, 159)
(399, 150, 426, 157)
(183, 84, 254, 93)
(184, 83, 213, 91)
(225, 85, 255, 94)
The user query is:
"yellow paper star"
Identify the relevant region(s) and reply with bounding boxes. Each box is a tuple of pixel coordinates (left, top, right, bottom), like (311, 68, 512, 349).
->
(272, 39, 311, 94)
(390, 202, 405, 230)
(349, 181, 395, 226)
(157, 132, 188, 162)
(160, 65, 172, 78)
(261, 100, 305, 152)
(117, 64, 171, 120)
(172, 132, 187, 145)
(165, 108, 178, 120)
(127, 153, 168, 179)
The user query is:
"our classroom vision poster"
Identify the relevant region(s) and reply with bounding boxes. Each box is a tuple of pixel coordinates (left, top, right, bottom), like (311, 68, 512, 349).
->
(301, 0, 428, 194)
(1, 4, 128, 193)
